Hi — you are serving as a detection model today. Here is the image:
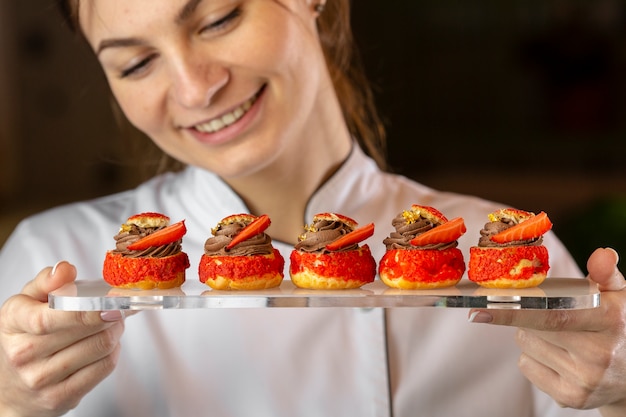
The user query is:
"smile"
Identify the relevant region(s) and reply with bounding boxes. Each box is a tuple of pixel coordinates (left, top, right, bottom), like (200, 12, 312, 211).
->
(194, 88, 263, 134)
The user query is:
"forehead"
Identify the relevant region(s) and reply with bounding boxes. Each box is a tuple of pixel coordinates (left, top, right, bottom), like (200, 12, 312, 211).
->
(79, 0, 199, 46)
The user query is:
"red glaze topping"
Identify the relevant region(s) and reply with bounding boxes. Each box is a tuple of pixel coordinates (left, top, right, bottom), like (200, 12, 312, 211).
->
(468, 246, 549, 282)
(289, 245, 376, 283)
(198, 248, 285, 282)
(103, 251, 189, 287)
(379, 248, 465, 283)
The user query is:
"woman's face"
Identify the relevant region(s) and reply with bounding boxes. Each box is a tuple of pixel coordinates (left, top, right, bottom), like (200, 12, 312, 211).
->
(80, 0, 328, 178)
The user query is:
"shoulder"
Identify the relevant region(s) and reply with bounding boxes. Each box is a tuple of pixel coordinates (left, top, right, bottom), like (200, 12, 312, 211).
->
(0, 170, 190, 278)
(0, 189, 135, 277)
(326, 147, 582, 276)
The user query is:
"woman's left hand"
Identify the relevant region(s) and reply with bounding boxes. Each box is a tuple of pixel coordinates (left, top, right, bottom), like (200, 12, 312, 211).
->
(469, 247, 626, 416)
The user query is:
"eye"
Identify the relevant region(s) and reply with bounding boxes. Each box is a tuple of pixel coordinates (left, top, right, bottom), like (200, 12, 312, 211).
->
(119, 53, 158, 79)
(199, 6, 242, 35)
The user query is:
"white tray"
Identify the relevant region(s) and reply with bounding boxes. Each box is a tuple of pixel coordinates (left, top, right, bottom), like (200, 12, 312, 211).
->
(48, 277, 600, 311)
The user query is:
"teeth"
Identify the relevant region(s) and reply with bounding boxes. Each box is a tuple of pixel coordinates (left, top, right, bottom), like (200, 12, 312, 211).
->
(195, 93, 258, 133)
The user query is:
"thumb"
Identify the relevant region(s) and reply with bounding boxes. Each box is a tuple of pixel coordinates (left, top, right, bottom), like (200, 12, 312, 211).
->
(586, 247, 624, 292)
(21, 261, 78, 302)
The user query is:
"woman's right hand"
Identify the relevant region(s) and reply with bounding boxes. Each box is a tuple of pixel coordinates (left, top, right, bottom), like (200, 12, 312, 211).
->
(0, 261, 124, 417)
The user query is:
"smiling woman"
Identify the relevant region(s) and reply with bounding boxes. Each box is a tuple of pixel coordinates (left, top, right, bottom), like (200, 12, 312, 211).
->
(57, 0, 386, 173)
(0, 1, 624, 417)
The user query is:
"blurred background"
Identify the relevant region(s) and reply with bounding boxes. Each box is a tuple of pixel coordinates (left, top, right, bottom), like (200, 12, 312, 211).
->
(0, 0, 625, 271)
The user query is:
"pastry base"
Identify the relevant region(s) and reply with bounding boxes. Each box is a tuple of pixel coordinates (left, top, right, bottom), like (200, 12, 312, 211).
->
(198, 249, 285, 291)
(289, 245, 376, 289)
(468, 246, 549, 289)
(102, 251, 189, 289)
(378, 248, 465, 289)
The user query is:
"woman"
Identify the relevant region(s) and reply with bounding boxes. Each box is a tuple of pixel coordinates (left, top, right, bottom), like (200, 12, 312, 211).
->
(0, 1, 624, 416)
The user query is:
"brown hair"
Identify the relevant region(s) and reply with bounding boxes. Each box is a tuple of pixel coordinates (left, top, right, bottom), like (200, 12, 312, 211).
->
(56, 0, 387, 172)
(315, 0, 387, 169)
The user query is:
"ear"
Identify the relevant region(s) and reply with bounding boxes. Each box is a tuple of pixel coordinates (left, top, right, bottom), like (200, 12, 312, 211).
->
(305, 0, 326, 16)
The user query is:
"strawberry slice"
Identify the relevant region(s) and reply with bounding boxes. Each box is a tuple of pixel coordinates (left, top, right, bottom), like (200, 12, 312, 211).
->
(410, 217, 466, 246)
(325, 223, 375, 251)
(490, 211, 552, 244)
(226, 214, 271, 250)
(127, 220, 187, 251)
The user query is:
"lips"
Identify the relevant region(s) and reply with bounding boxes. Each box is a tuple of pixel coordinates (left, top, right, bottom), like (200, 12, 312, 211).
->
(193, 86, 264, 134)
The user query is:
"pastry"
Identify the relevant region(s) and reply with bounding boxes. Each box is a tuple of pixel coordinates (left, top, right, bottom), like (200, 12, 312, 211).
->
(198, 214, 285, 290)
(379, 205, 466, 289)
(102, 212, 190, 289)
(468, 208, 552, 288)
(289, 213, 376, 289)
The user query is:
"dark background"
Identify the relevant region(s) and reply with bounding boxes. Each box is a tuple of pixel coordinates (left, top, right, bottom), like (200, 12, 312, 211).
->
(1, 0, 625, 269)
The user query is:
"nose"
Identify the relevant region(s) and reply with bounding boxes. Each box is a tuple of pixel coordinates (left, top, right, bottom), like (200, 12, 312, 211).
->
(170, 55, 229, 109)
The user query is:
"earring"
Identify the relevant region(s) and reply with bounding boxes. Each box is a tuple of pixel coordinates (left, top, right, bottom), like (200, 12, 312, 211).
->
(314, 3, 325, 13)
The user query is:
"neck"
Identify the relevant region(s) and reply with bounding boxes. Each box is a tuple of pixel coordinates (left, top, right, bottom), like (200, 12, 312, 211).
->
(226, 138, 351, 245)
(224, 72, 352, 244)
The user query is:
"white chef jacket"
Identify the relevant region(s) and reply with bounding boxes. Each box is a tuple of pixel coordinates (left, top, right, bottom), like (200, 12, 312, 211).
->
(0, 145, 599, 417)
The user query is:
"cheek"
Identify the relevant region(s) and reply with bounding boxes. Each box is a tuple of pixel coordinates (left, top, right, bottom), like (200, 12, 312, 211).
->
(112, 85, 164, 136)
(243, 6, 311, 75)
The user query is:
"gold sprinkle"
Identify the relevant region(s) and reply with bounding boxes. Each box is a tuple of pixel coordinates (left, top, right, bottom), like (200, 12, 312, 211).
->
(298, 224, 317, 242)
(402, 209, 421, 224)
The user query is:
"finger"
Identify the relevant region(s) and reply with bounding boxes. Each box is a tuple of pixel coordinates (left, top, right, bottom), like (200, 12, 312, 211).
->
(517, 327, 616, 384)
(516, 352, 586, 409)
(61, 342, 121, 408)
(468, 302, 611, 332)
(21, 321, 125, 388)
(516, 329, 580, 375)
(3, 260, 125, 364)
(100, 310, 140, 322)
(515, 329, 613, 410)
(21, 261, 77, 302)
(2, 290, 121, 363)
(586, 247, 624, 292)
(23, 341, 122, 414)
(4, 290, 113, 335)
(515, 330, 587, 408)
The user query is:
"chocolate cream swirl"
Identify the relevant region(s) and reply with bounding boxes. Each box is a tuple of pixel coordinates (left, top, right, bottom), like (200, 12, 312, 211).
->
(204, 221, 274, 256)
(112, 224, 182, 258)
(477, 218, 543, 248)
(383, 211, 458, 251)
(295, 219, 356, 254)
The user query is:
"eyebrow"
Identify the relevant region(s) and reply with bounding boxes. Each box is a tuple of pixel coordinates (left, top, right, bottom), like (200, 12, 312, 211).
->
(97, 37, 145, 56)
(96, 0, 204, 56)
(176, 0, 204, 25)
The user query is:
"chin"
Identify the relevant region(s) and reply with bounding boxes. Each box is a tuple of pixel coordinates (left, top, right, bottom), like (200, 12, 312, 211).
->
(193, 147, 280, 180)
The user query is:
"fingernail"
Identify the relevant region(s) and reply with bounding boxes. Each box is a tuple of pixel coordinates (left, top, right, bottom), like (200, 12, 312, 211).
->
(51, 261, 65, 276)
(100, 310, 126, 322)
(606, 247, 619, 264)
(468, 311, 493, 323)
